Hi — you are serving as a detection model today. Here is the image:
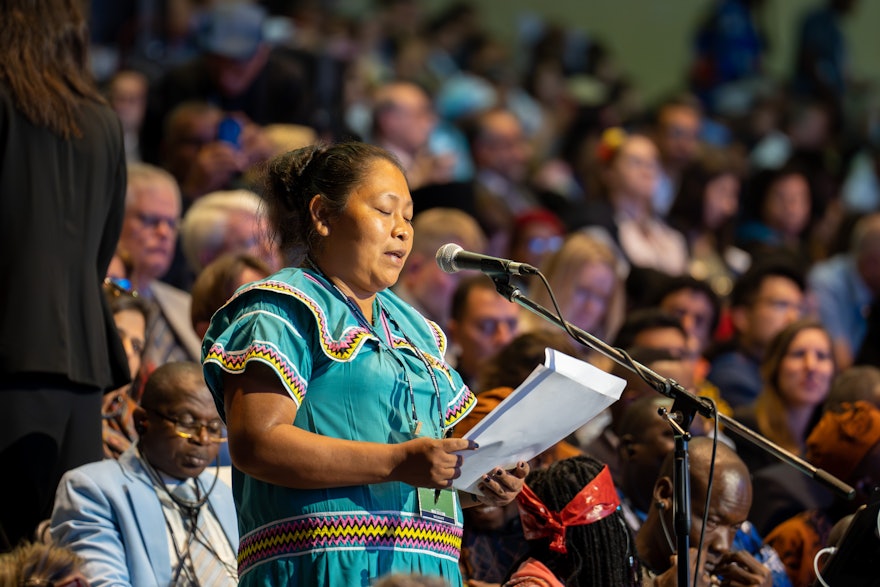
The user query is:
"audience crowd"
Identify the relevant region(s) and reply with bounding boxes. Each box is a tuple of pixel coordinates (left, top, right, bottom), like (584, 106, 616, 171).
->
(4, 0, 880, 585)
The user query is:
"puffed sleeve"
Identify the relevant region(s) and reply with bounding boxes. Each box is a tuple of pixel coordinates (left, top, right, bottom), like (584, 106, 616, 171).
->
(203, 286, 314, 419)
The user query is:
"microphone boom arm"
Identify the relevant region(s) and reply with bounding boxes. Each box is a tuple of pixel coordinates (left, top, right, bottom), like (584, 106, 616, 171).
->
(492, 278, 856, 501)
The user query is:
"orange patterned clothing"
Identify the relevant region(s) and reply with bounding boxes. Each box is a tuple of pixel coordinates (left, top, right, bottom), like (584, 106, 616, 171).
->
(504, 558, 565, 587)
(764, 509, 833, 587)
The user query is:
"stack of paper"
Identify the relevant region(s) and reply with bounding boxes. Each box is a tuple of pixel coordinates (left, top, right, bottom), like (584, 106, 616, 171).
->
(453, 348, 625, 494)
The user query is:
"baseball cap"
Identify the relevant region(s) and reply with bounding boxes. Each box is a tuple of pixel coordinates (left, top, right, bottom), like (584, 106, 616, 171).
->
(198, 2, 267, 61)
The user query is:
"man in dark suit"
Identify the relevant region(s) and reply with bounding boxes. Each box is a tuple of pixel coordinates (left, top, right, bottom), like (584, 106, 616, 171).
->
(140, 2, 315, 165)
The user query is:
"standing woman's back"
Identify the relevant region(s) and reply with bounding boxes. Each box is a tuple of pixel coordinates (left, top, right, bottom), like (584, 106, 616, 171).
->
(0, 0, 129, 550)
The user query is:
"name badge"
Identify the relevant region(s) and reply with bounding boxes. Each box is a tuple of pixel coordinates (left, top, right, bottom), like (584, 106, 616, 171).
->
(417, 487, 459, 526)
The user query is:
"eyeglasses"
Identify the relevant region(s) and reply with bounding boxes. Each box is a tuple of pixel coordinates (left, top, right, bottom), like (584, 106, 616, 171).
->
(133, 211, 179, 232)
(103, 277, 138, 298)
(149, 409, 228, 443)
(526, 235, 563, 255)
(473, 318, 519, 337)
(571, 286, 611, 307)
(755, 297, 806, 316)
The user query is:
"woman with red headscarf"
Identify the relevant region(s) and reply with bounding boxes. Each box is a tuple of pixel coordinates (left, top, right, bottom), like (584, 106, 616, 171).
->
(504, 455, 640, 587)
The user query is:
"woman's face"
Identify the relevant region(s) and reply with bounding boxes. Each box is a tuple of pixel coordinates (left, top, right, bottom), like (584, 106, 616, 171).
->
(610, 135, 660, 205)
(777, 327, 834, 408)
(703, 173, 739, 230)
(563, 261, 616, 332)
(763, 173, 811, 238)
(315, 159, 413, 298)
(114, 308, 146, 380)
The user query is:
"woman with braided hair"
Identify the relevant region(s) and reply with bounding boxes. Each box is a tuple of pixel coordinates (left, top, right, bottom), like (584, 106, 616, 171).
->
(505, 455, 640, 587)
(202, 141, 527, 586)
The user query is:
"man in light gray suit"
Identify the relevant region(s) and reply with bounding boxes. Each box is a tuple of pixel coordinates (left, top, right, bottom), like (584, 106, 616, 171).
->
(51, 362, 238, 586)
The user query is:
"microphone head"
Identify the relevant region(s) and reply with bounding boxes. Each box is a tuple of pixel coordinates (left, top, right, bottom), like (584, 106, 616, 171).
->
(435, 243, 463, 274)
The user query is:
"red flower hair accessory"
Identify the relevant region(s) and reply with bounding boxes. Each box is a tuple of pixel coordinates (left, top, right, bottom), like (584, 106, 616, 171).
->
(516, 464, 620, 553)
(596, 127, 627, 165)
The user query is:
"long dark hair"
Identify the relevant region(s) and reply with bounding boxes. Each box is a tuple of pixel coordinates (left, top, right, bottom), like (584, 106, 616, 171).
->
(668, 146, 744, 253)
(477, 330, 576, 393)
(508, 456, 640, 586)
(0, 0, 105, 138)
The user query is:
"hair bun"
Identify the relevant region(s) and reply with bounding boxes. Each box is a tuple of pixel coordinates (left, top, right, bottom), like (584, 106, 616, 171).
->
(268, 144, 324, 211)
(289, 144, 323, 183)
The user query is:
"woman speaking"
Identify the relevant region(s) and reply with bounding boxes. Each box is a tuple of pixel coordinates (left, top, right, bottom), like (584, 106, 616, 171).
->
(203, 142, 527, 585)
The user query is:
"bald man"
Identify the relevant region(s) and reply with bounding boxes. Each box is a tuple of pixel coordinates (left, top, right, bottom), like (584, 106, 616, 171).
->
(392, 207, 486, 327)
(636, 437, 773, 587)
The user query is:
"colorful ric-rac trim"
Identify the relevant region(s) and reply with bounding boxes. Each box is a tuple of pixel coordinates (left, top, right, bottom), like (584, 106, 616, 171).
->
(211, 277, 475, 420)
(445, 384, 476, 429)
(204, 339, 308, 405)
(237, 511, 463, 577)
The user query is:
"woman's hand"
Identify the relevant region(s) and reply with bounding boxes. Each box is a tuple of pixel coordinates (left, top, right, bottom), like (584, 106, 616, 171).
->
(180, 141, 245, 199)
(473, 461, 529, 507)
(392, 437, 478, 489)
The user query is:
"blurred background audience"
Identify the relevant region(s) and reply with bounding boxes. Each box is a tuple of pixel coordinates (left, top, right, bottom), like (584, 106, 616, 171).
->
(10, 1, 880, 585)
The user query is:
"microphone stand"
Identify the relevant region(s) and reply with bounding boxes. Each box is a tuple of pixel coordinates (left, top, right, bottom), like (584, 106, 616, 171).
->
(489, 277, 855, 587)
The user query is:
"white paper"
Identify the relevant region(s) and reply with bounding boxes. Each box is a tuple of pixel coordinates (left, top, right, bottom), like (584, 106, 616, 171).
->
(453, 348, 625, 494)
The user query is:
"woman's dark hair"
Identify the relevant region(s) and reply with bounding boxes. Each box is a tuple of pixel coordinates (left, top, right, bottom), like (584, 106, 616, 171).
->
(668, 146, 744, 253)
(740, 160, 816, 231)
(261, 142, 404, 265)
(0, 0, 105, 138)
(103, 283, 150, 320)
(509, 455, 639, 586)
(190, 252, 272, 328)
(728, 254, 805, 308)
(647, 274, 722, 336)
(478, 330, 576, 392)
(612, 308, 687, 350)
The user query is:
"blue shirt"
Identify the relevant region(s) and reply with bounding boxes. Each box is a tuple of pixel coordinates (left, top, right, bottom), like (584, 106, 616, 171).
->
(808, 254, 873, 358)
(708, 349, 763, 408)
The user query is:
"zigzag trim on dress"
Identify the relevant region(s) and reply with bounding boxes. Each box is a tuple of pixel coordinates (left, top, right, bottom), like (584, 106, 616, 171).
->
(386, 336, 475, 428)
(230, 277, 461, 365)
(237, 511, 463, 577)
(204, 340, 308, 405)
(445, 385, 477, 428)
(423, 318, 448, 356)
(215, 278, 476, 416)
(389, 336, 454, 384)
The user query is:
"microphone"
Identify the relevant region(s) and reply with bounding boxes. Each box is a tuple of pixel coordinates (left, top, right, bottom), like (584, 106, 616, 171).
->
(435, 243, 539, 277)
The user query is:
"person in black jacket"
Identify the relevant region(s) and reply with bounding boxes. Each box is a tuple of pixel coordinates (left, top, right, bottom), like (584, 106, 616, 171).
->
(139, 3, 316, 166)
(0, 0, 129, 551)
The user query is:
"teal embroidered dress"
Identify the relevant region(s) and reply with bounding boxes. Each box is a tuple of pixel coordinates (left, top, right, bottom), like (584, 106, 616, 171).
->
(202, 268, 476, 586)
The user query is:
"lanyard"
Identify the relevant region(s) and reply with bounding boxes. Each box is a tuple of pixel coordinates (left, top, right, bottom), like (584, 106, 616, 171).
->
(306, 266, 445, 439)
